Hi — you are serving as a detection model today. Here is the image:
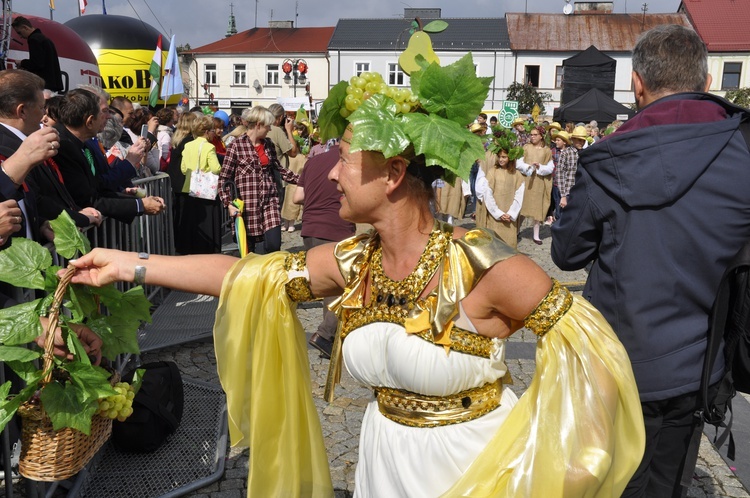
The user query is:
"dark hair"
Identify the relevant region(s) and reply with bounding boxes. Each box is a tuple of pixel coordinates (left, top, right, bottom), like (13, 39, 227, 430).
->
(130, 107, 150, 132)
(59, 89, 100, 128)
(110, 96, 133, 114)
(0, 70, 45, 118)
(44, 95, 64, 122)
(489, 116, 498, 123)
(632, 24, 708, 95)
(11, 16, 32, 29)
(156, 107, 174, 126)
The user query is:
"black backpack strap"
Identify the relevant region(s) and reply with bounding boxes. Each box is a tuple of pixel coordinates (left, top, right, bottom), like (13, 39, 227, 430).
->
(681, 240, 750, 491)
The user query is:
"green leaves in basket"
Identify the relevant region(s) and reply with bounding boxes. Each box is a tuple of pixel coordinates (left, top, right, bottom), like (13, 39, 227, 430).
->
(0, 380, 40, 434)
(49, 211, 91, 259)
(0, 299, 44, 345)
(0, 237, 51, 290)
(63, 363, 117, 404)
(40, 381, 99, 434)
(87, 314, 141, 360)
(103, 286, 153, 324)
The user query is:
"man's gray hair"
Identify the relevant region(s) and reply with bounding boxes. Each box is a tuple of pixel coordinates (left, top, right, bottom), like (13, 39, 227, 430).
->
(632, 24, 708, 95)
(267, 103, 285, 119)
(78, 84, 111, 102)
(99, 114, 124, 149)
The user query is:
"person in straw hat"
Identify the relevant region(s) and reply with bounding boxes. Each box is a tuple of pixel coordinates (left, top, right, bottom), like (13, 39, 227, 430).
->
(62, 54, 643, 496)
(511, 116, 530, 146)
(553, 130, 578, 220)
(570, 125, 589, 151)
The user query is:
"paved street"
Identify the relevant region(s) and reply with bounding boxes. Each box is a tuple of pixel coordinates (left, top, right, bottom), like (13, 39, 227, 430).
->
(135, 218, 750, 498)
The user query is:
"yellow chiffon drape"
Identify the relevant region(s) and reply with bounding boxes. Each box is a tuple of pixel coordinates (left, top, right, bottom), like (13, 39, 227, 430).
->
(212, 232, 644, 497)
(213, 253, 334, 498)
(442, 296, 645, 497)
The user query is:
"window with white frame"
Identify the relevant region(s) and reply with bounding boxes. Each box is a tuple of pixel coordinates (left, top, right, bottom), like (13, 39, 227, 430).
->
(387, 63, 406, 86)
(266, 64, 280, 86)
(233, 64, 247, 85)
(555, 66, 564, 88)
(355, 62, 370, 76)
(721, 62, 742, 90)
(204, 64, 217, 85)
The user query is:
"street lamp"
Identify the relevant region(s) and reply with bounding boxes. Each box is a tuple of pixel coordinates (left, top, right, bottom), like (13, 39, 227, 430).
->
(282, 58, 308, 97)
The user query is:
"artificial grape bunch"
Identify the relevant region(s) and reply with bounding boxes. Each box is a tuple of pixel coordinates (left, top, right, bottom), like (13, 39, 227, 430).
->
(97, 381, 136, 422)
(341, 71, 419, 118)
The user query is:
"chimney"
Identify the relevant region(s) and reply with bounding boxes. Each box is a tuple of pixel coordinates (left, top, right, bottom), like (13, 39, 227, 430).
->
(574, 2, 614, 13)
(403, 8, 441, 19)
(269, 20, 294, 28)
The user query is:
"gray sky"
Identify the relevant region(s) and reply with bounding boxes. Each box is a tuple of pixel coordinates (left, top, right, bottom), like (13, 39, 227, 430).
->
(21, 0, 682, 48)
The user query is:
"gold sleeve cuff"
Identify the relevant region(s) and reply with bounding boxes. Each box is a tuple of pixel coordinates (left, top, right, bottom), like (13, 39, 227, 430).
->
(524, 279, 573, 337)
(284, 252, 315, 302)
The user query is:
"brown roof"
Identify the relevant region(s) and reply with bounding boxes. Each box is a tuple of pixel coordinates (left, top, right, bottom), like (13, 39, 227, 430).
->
(189, 27, 335, 54)
(680, 0, 750, 51)
(506, 13, 690, 52)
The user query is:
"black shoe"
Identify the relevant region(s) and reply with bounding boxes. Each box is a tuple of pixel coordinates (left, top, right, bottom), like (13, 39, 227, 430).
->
(308, 332, 333, 359)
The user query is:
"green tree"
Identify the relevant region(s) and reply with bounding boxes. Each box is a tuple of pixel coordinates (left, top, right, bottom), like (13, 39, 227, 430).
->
(505, 82, 552, 115)
(725, 87, 750, 109)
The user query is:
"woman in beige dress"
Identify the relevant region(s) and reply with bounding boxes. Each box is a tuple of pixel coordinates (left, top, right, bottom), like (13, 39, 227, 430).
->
(281, 123, 310, 232)
(517, 126, 554, 244)
(475, 134, 525, 248)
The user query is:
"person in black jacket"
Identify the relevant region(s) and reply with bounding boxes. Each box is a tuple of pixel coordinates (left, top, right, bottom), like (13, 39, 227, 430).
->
(53, 89, 165, 224)
(11, 16, 64, 93)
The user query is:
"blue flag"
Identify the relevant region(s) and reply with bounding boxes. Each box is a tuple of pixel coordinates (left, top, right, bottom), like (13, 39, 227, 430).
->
(102, 0, 107, 14)
(161, 35, 184, 99)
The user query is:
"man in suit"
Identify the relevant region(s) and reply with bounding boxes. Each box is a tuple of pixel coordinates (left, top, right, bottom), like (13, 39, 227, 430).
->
(0, 70, 57, 246)
(53, 89, 164, 223)
(11, 16, 64, 93)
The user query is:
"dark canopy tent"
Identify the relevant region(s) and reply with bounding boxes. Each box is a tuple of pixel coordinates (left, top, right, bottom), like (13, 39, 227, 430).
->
(561, 45, 616, 105)
(553, 88, 635, 124)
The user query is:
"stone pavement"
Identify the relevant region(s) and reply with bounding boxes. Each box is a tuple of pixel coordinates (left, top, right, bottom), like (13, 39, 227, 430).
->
(137, 218, 750, 498)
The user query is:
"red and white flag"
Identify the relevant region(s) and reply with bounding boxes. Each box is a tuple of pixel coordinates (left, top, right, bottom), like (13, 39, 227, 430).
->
(79, 0, 87, 14)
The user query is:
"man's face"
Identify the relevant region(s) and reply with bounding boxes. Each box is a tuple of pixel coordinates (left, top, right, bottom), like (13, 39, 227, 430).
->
(21, 91, 45, 136)
(12, 25, 32, 40)
(120, 101, 134, 127)
(95, 97, 110, 133)
(477, 115, 486, 124)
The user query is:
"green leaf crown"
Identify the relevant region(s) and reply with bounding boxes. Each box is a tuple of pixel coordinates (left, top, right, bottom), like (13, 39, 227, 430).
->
(318, 53, 493, 181)
(487, 126, 525, 161)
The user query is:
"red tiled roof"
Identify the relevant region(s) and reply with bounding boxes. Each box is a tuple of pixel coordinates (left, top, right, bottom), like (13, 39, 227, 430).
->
(680, 0, 750, 51)
(189, 27, 335, 54)
(506, 13, 689, 52)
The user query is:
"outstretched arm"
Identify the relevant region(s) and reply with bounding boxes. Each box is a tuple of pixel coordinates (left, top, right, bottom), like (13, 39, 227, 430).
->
(66, 249, 239, 297)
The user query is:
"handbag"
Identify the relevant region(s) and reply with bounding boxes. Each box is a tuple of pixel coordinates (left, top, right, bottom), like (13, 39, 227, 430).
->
(188, 142, 219, 200)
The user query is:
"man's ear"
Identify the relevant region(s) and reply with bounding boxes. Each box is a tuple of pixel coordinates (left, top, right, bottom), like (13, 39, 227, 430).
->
(704, 73, 713, 92)
(385, 156, 408, 194)
(85, 114, 97, 131)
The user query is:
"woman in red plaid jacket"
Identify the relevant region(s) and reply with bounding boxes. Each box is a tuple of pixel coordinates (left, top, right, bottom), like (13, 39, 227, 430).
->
(219, 106, 299, 254)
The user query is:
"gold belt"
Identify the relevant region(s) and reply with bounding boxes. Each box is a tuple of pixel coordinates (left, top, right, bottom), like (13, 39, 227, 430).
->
(374, 379, 504, 428)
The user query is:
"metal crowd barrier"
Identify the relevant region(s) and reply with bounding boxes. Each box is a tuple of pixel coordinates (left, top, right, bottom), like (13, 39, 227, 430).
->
(1, 173, 177, 497)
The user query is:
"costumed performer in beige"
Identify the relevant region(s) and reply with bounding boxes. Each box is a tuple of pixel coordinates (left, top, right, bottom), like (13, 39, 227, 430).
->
(516, 125, 554, 244)
(62, 53, 644, 498)
(474, 129, 526, 248)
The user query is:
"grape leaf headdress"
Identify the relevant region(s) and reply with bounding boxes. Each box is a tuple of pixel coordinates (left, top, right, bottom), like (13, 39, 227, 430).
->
(318, 53, 492, 181)
(487, 125, 524, 161)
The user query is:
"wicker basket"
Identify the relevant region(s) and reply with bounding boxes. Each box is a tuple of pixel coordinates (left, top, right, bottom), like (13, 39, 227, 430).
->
(16, 265, 113, 482)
